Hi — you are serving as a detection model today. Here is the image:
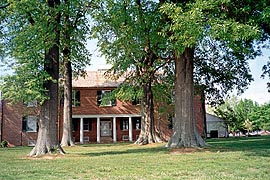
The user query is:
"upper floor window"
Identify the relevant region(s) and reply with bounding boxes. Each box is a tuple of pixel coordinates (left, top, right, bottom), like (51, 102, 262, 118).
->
(72, 90, 80, 107)
(22, 116, 38, 132)
(132, 98, 141, 106)
(27, 100, 38, 107)
(97, 90, 116, 106)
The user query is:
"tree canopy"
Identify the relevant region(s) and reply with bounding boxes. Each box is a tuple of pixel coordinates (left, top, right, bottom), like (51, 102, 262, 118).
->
(213, 96, 270, 135)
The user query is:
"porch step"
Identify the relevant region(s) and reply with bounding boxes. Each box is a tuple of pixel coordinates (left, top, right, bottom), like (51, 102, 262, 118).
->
(100, 137, 113, 143)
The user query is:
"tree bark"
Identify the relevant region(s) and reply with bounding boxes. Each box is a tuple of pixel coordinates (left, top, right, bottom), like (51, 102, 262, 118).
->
(61, 59, 75, 146)
(29, 0, 64, 157)
(135, 80, 162, 145)
(60, 0, 75, 147)
(166, 47, 206, 148)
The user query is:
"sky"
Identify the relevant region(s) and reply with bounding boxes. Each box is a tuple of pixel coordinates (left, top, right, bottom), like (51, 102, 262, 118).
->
(238, 49, 270, 104)
(86, 39, 270, 105)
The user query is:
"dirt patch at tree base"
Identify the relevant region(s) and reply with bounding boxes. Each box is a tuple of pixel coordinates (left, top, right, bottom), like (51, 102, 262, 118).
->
(169, 147, 207, 154)
(25, 154, 64, 160)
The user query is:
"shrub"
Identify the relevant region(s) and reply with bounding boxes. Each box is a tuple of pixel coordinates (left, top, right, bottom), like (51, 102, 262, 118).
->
(1, 140, 8, 148)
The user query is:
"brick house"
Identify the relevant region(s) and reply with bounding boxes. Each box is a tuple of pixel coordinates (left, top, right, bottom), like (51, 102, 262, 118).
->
(0, 70, 205, 146)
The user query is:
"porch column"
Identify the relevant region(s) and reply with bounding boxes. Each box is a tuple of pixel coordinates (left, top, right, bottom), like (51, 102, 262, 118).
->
(129, 116, 133, 142)
(97, 117, 100, 143)
(113, 117, 117, 143)
(80, 117, 83, 144)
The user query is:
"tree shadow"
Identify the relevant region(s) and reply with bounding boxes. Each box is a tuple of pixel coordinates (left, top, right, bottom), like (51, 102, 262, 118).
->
(206, 136, 270, 157)
(77, 136, 270, 158)
(79, 144, 169, 157)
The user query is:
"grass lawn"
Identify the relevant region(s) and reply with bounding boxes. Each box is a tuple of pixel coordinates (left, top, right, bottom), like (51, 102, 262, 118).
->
(0, 136, 269, 180)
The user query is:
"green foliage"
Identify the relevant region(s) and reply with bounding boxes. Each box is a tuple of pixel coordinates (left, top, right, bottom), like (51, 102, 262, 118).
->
(0, 0, 58, 103)
(160, 0, 261, 104)
(0, 140, 8, 148)
(91, 0, 174, 107)
(249, 103, 270, 131)
(0, 0, 91, 103)
(213, 96, 270, 133)
(194, 37, 256, 105)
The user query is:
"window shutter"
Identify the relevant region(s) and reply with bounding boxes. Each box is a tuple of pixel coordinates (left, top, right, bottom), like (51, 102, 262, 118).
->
(120, 120, 123, 130)
(75, 90, 80, 106)
(22, 117, 27, 132)
(97, 90, 102, 106)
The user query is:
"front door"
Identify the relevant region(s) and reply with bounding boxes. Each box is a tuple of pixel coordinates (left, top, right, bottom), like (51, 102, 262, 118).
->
(100, 121, 112, 137)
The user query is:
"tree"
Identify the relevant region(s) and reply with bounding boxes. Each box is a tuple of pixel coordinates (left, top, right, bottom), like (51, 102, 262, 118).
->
(0, 0, 91, 156)
(0, 0, 64, 156)
(214, 97, 259, 135)
(60, 0, 91, 147)
(161, 0, 259, 147)
(91, 0, 171, 144)
(29, 0, 63, 157)
(249, 103, 270, 132)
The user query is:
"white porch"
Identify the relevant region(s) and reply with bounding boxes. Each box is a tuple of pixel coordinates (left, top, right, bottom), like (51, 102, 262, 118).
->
(72, 114, 141, 144)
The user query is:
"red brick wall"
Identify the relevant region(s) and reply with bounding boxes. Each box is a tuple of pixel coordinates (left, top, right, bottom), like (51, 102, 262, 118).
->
(1, 101, 38, 146)
(194, 94, 205, 136)
(72, 87, 141, 115)
(2, 87, 205, 145)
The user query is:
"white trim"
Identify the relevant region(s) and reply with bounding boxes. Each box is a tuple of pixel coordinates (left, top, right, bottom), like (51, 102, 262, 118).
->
(80, 118, 83, 144)
(83, 136, 90, 142)
(72, 114, 141, 118)
(113, 117, 117, 143)
(122, 135, 129, 141)
(128, 116, 133, 142)
(97, 117, 100, 143)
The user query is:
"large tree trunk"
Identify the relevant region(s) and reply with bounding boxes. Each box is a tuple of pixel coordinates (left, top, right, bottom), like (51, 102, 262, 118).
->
(61, 59, 74, 146)
(60, 0, 74, 147)
(135, 80, 162, 145)
(166, 47, 206, 148)
(29, 0, 64, 157)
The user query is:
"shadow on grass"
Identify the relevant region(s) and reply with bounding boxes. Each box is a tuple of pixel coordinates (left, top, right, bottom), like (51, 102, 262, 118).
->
(79, 144, 169, 157)
(77, 136, 270, 158)
(206, 135, 270, 157)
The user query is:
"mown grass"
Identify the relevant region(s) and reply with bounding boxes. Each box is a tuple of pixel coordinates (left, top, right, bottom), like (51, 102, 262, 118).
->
(0, 136, 269, 180)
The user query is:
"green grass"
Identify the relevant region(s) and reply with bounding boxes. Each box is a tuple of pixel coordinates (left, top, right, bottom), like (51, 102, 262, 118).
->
(0, 136, 270, 180)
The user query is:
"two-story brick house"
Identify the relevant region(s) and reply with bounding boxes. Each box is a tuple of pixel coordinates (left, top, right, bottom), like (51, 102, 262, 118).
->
(59, 70, 142, 144)
(0, 70, 205, 146)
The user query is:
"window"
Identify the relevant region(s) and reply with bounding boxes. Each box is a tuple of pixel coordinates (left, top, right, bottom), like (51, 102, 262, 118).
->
(72, 90, 80, 107)
(27, 100, 38, 107)
(132, 118, 141, 130)
(83, 118, 92, 131)
(22, 116, 38, 132)
(120, 118, 129, 130)
(132, 98, 141, 105)
(72, 118, 79, 131)
(97, 90, 116, 106)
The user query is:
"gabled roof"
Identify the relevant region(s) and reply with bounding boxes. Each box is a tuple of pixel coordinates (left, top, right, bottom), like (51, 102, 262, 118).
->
(72, 70, 124, 88)
(206, 113, 224, 122)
